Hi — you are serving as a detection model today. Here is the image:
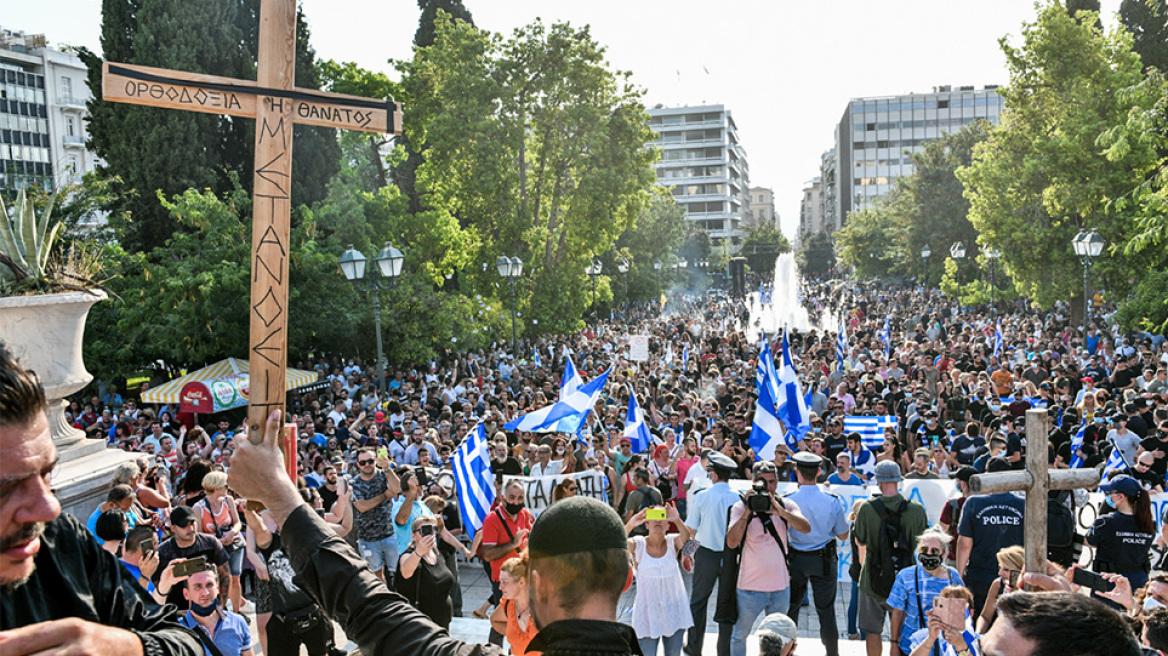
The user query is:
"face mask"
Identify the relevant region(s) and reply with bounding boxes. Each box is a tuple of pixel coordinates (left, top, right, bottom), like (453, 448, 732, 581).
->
(1095, 417, 1106, 424)
(1145, 596, 1165, 612)
(1104, 494, 1116, 508)
(189, 598, 219, 617)
(990, 405, 1001, 413)
(555, 448, 565, 455)
(504, 501, 525, 515)
(813, 427, 822, 434)
(918, 553, 944, 570)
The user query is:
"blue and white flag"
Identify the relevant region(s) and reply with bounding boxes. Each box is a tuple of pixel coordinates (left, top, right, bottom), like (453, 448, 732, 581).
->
(560, 355, 583, 398)
(756, 332, 781, 405)
(777, 331, 810, 447)
(532, 348, 542, 368)
(682, 343, 689, 372)
(1068, 420, 1087, 468)
(937, 613, 982, 656)
(453, 423, 495, 539)
(844, 415, 899, 450)
(623, 386, 653, 454)
(1102, 438, 1130, 482)
(664, 343, 674, 366)
(836, 317, 848, 373)
(504, 367, 611, 434)
(750, 350, 789, 461)
(993, 318, 1003, 359)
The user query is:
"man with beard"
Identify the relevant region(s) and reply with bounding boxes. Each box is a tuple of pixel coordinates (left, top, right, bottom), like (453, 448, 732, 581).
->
(0, 342, 201, 655)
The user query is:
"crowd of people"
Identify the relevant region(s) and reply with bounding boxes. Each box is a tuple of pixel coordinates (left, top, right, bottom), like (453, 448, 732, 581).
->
(5, 272, 1168, 656)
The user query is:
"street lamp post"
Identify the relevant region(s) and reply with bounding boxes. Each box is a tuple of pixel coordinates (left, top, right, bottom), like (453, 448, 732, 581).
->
(339, 243, 404, 395)
(497, 255, 524, 355)
(949, 241, 966, 289)
(653, 259, 662, 292)
(921, 245, 931, 287)
(585, 260, 602, 321)
(617, 258, 629, 310)
(1072, 229, 1105, 339)
(983, 245, 1001, 306)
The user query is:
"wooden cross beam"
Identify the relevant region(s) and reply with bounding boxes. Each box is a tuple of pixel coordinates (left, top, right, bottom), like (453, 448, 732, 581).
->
(970, 407, 1100, 581)
(101, 0, 402, 443)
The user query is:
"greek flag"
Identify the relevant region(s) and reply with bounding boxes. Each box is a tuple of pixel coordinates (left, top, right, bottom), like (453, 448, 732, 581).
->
(623, 386, 653, 454)
(1102, 438, 1130, 482)
(844, 415, 899, 450)
(533, 348, 542, 368)
(993, 318, 1003, 359)
(561, 355, 582, 397)
(504, 367, 611, 433)
(682, 343, 689, 372)
(1068, 420, 1087, 468)
(836, 317, 848, 373)
(938, 613, 982, 656)
(757, 332, 781, 404)
(453, 423, 495, 538)
(777, 331, 810, 447)
(750, 347, 788, 461)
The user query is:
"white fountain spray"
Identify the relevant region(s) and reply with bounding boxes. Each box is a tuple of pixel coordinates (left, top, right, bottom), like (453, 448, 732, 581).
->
(750, 252, 814, 340)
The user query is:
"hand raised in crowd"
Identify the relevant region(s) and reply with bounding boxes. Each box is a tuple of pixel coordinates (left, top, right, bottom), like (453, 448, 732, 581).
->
(228, 410, 303, 525)
(156, 559, 189, 597)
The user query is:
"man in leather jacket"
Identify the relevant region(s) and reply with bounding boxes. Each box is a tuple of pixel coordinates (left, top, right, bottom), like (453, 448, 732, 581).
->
(0, 342, 202, 656)
(229, 408, 643, 656)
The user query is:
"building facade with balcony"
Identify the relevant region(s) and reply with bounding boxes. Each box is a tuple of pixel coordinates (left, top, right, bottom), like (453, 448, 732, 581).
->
(798, 178, 824, 248)
(828, 85, 1004, 227)
(745, 186, 777, 230)
(1, 28, 100, 195)
(647, 104, 750, 249)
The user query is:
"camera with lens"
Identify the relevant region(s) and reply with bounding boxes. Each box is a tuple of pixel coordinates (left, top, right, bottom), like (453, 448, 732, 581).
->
(747, 478, 773, 513)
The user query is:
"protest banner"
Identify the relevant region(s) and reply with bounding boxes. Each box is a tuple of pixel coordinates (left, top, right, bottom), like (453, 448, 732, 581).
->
(503, 470, 609, 516)
(628, 335, 650, 362)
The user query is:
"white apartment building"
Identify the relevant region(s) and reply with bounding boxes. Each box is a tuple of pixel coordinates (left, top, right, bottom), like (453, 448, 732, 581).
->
(798, 178, 824, 247)
(746, 186, 777, 230)
(1, 28, 101, 197)
(647, 104, 750, 249)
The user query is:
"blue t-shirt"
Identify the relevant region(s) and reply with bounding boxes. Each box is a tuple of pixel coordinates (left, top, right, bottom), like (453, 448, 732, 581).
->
(391, 497, 434, 556)
(827, 472, 865, 486)
(887, 564, 964, 654)
(179, 610, 252, 656)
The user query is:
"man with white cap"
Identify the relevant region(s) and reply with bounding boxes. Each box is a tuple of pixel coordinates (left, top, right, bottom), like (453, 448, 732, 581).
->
(756, 612, 798, 656)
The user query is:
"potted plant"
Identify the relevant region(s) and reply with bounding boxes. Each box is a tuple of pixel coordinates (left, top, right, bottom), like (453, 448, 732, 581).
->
(0, 189, 107, 450)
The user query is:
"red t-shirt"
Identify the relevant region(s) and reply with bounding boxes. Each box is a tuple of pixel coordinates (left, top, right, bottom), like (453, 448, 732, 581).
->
(480, 507, 534, 580)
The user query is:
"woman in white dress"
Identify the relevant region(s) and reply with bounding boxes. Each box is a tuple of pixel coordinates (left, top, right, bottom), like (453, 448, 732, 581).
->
(624, 504, 693, 656)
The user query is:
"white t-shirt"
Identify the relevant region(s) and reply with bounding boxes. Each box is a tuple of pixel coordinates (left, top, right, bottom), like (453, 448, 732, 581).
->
(684, 461, 710, 494)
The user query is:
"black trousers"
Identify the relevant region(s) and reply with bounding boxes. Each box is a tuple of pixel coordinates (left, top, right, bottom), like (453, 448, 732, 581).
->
(687, 546, 732, 656)
(266, 610, 335, 656)
(787, 550, 839, 656)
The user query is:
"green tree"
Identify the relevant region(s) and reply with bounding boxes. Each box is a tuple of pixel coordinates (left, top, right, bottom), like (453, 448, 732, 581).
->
(615, 195, 686, 301)
(958, 2, 1158, 311)
(398, 15, 658, 334)
(1066, 0, 1104, 28)
(738, 222, 792, 276)
(796, 229, 835, 277)
(80, 0, 338, 252)
(415, 0, 475, 47)
(1120, 0, 1168, 74)
(834, 199, 902, 278)
(318, 60, 401, 190)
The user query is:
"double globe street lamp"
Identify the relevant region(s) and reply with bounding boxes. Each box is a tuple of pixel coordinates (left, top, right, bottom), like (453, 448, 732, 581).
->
(1072, 229, 1105, 338)
(497, 256, 524, 355)
(982, 245, 1001, 306)
(339, 243, 404, 394)
(921, 245, 931, 287)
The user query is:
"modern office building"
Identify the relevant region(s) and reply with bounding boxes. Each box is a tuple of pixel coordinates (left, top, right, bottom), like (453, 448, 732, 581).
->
(647, 104, 750, 249)
(1, 28, 100, 196)
(745, 186, 777, 229)
(827, 85, 1004, 228)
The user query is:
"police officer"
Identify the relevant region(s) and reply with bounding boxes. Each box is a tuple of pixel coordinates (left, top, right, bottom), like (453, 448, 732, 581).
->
(786, 451, 849, 656)
(684, 450, 741, 656)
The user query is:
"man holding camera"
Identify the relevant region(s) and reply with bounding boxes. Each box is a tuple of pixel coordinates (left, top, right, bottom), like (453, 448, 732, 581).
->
(726, 461, 810, 656)
(786, 451, 849, 656)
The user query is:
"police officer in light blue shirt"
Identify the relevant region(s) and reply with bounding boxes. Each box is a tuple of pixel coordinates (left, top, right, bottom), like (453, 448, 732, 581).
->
(786, 451, 849, 656)
(684, 450, 740, 656)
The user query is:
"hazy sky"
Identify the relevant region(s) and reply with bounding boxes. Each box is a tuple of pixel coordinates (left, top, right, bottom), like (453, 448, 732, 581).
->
(8, 0, 1124, 239)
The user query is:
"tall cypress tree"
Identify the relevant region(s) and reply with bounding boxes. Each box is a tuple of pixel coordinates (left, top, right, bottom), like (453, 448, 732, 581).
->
(1119, 0, 1168, 74)
(1065, 0, 1104, 29)
(82, 0, 338, 252)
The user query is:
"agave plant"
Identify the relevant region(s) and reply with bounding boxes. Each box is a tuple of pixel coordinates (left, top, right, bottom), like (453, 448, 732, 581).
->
(0, 189, 65, 293)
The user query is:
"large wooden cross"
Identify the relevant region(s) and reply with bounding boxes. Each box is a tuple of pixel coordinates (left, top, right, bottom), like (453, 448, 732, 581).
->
(101, 0, 401, 443)
(970, 407, 1100, 579)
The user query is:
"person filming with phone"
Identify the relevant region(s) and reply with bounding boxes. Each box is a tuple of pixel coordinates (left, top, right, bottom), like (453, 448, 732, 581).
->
(395, 515, 454, 629)
(907, 585, 977, 656)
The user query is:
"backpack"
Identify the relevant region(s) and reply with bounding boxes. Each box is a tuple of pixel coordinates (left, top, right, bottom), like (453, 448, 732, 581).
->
(868, 498, 914, 599)
(1046, 489, 1076, 566)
